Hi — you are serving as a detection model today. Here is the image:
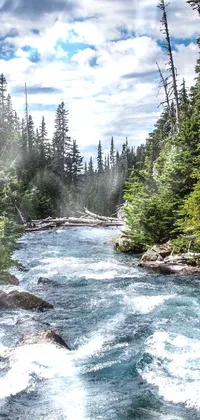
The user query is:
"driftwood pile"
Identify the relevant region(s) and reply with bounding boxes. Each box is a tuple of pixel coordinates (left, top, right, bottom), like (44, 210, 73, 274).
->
(25, 208, 124, 232)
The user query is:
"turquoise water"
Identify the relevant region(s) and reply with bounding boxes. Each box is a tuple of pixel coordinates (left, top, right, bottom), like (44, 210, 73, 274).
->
(0, 227, 200, 419)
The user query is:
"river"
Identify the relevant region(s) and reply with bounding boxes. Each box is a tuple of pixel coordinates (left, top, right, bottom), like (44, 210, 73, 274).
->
(0, 227, 200, 419)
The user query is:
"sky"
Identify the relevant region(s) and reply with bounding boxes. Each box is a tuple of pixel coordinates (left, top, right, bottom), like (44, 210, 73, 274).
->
(0, 0, 199, 159)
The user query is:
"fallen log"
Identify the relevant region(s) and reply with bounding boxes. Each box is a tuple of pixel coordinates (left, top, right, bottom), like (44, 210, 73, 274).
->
(84, 208, 119, 222)
(26, 221, 123, 232)
(25, 209, 124, 232)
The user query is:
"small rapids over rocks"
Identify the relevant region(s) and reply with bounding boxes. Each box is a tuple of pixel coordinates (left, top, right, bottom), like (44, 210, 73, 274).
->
(0, 227, 200, 419)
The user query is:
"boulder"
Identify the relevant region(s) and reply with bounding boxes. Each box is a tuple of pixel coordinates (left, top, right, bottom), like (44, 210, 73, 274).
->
(139, 260, 200, 275)
(0, 290, 53, 310)
(151, 243, 172, 258)
(15, 263, 29, 272)
(0, 272, 19, 286)
(38, 277, 58, 286)
(114, 234, 143, 253)
(141, 242, 172, 263)
(105, 235, 120, 246)
(141, 249, 163, 262)
(21, 330, 70, 350)
(165, 253, 200, 266)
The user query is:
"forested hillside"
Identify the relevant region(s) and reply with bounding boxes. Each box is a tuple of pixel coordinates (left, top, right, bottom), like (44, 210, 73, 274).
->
(124, 0, 200, 253)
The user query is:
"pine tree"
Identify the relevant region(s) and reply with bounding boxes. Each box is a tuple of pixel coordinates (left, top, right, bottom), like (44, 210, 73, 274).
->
(52, 102, 71, 182)
(97, 140, 103, 173)
(179, 79, 190, 120)
(27, 115, 35, 153)
(88, 156, 94, 175)
(38, 116, 48, 168)
(71, 139, 83, 185)
(110, 137, 115, 168)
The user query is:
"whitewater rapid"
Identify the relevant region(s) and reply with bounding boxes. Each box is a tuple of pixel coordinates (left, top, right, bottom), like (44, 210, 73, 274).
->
(0, 227, 200, 419)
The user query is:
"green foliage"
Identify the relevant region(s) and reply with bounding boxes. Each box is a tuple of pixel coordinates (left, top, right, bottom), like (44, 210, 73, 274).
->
(176, 178, 200, 244)
(124, 19, 200, 250)
(124, 169, 178, 248)
(0, 216, 24, 269)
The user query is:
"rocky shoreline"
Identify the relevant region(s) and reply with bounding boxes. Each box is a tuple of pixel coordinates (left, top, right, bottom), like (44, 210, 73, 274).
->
(114, 234, 200, 275)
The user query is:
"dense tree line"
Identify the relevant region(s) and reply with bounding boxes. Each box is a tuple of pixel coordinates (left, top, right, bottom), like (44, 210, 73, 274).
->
(124, 0, 200, 252)
(0, 75, 145, 267)
(0, 78, 146, 222)
(0, 0, 199, 268)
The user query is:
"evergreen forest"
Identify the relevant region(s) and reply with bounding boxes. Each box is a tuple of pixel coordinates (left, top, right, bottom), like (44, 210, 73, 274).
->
(0, 0, 199, 269)
(123, 0, 200, 253)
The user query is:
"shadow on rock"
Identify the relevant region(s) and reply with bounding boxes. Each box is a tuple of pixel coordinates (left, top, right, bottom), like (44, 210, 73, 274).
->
(20, 330, 71, 350)
(0, 291, 53, 310)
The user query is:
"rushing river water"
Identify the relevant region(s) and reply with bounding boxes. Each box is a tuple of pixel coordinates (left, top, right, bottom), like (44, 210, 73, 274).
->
(0, 227, 200, 419)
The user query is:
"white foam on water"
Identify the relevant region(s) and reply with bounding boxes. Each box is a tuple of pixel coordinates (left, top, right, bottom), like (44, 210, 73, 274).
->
(76, 313, 125, 362)
(0, 343, 71, 398)
(35, 256, 139, 283)
(0, 331, 7, 353)
(124, 295, 175, 314)
(0, 342, 88, 419)
(141, 331, 200, 410)
(76, 334, 105, 359)
(86, 359, 118, 373)
(86, 270, 118, 280)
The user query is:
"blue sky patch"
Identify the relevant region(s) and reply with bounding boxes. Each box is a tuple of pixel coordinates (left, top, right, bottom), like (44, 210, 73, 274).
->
(28, 103, 57, 112)
(55, 39, 96, 59)
(0, 42, 16, 61)
(29, 50, 41, 63)
(112, 26, 136, 43)
(83, 144, 98, 154)
(22, 46, 41, 62)
(157, 36, 196, 52)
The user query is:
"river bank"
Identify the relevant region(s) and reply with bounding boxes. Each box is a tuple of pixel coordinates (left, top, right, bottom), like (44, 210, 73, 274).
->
(114, 233, 200, 275)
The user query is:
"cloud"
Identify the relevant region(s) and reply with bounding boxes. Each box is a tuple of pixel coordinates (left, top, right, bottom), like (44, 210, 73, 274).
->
(0, 0, 76, 18)
(12, 86, 62, 95)
(122, 69, 158, 80)
(0, 0, 199, 158)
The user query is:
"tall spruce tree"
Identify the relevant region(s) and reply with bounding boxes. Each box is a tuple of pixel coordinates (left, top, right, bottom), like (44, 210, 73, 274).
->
(110, 137, 115, 168)
(52, 102, 70, 183)
(38, 116, 48, 168)
(97, 140, 103, 173)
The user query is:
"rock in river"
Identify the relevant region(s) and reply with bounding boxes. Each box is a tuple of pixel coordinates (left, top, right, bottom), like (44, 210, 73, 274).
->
(141, 243, 172, 262)
(114, 234, 144, 253)
(20, 330, 71, 350)
(0, 290, 53, 310)
(0, 272, 19, 286)
(139, 244, 200, 275)
(37, 277, 58, 286)
(139, 260, 200, 275)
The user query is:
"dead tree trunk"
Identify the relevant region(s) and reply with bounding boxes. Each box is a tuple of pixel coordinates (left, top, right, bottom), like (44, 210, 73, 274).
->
(187, 0, 200, 15)
(158, 0, 180, 132)
(156, 62, 175, 135)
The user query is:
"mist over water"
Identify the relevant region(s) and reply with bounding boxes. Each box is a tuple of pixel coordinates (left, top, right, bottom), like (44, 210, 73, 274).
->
(0, 227, 200, 419)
